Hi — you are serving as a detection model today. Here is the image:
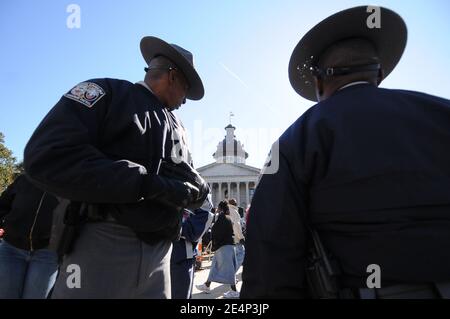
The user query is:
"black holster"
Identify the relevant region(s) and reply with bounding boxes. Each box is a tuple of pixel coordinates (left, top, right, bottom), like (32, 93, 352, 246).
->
(49, 200, 87, 263)
(305, 229, 356, 299)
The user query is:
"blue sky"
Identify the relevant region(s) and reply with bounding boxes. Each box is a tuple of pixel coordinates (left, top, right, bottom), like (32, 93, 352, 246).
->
(0, 0, 449, 168)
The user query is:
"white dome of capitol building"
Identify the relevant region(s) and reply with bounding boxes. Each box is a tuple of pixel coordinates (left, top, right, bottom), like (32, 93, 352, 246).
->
(213, 124, 248, 164)
(197, 124, 260, 208)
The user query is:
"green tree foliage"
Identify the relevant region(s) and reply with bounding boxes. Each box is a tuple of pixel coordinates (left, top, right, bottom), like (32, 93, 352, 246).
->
(0, 132, 18, 193)
(15, 161, 25, 176)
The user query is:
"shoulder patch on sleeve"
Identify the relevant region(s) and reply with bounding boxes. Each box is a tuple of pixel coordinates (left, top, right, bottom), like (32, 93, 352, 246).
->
(64, 82, 106, 107)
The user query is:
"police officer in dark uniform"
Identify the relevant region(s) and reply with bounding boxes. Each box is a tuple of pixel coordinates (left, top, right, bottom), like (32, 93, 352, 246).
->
(241, 6, 450, 299)
(24, 36, 209, 298)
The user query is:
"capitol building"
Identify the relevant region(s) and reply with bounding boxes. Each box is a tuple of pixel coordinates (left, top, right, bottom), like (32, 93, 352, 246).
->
(197, 124, 261, 208)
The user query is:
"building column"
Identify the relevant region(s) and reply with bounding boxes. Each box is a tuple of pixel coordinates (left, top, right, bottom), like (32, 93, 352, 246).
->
(227, 182, 231, 199)
(218, 182, 222, 202)
(211, 183, 216, 206)
(237, 181, 241, 206)
(246, 181, 250, 206)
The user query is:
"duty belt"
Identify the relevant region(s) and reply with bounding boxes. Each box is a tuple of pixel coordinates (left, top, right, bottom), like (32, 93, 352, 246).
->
(86, 204, 117, 223)
(357, 281, 450, 299)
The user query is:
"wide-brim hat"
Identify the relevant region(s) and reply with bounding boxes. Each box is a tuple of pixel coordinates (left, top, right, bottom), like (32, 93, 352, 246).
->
(288, 6, 407, 101)
(140, 36, 204, 100)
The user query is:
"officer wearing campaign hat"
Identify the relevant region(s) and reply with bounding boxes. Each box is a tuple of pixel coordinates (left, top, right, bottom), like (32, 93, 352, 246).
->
(242, 6, 450, 299)
(24, 36, 209, 298)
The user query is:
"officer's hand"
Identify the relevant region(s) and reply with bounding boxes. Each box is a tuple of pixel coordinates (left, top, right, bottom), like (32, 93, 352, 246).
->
(146, 175, 199, 209)
(186, 179, 210, 211)
(158, 160, 210, 210)
(181, 181, 200, 206)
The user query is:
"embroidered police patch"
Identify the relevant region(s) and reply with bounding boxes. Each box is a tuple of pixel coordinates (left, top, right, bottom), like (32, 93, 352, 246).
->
(64, 82, 106, 107)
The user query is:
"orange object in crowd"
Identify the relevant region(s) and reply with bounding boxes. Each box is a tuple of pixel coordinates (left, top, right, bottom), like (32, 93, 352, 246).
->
(196, 242, 202, 261)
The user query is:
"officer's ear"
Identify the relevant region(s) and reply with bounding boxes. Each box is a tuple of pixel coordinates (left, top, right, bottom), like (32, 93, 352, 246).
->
(314, 76, 325, 101)
(376, 68, 384, 86)
(168, 69, 177, 86)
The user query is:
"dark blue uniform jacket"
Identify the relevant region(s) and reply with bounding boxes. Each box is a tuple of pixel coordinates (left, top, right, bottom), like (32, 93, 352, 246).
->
(241, 84, 450, 298)
(171, 208, 213, 263)
(24, 79, 191, 243)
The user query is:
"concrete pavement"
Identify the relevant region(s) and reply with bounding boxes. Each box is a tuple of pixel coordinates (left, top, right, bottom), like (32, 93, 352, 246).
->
(191, 258, 243, 299)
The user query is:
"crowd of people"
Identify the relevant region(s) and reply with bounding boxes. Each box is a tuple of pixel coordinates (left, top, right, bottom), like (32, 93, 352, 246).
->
(195, 199, 247, 299)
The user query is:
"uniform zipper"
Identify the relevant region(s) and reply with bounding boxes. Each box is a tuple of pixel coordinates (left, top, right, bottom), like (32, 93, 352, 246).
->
(29, 193, 46, 251)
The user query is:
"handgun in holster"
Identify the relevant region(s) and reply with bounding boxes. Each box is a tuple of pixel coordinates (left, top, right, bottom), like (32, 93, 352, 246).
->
(52, 201, 88, 263)
(305, 228, 353, 299)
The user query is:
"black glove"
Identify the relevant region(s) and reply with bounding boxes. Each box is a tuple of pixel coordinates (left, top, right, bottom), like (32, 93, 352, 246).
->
(159, 161, 210, 210)
(145, 175, 200, 209)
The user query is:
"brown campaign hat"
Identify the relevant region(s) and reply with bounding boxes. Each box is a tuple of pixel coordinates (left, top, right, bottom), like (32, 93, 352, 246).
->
(140, 36, 204, 100)
(288, 6, 407, 101)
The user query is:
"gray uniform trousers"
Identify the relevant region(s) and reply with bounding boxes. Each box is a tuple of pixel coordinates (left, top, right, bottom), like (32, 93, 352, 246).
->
(51, 221, 172, 299)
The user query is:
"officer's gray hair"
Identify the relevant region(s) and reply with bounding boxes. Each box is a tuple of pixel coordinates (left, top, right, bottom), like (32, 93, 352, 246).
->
(145, 56, 177, 81)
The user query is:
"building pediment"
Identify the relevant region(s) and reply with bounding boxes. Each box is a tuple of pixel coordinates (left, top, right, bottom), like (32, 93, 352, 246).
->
(197, 162, 260, 177)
